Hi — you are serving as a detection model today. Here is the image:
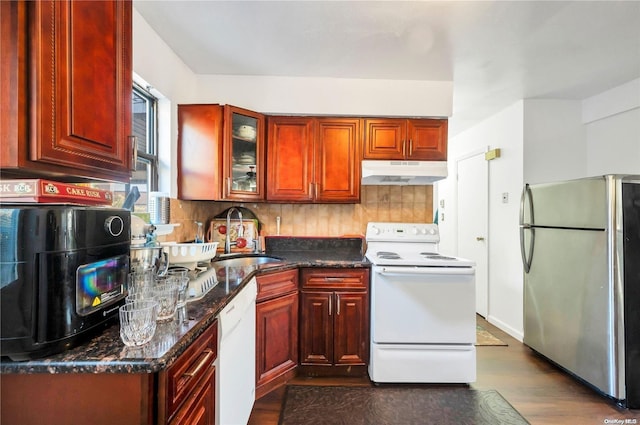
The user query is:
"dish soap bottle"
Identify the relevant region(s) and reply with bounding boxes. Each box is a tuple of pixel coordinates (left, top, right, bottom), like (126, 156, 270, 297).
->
(194, 221, 204, 243)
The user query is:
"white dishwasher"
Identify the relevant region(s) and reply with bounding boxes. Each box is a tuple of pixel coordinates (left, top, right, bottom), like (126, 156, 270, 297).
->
(216, 278, 257, 425)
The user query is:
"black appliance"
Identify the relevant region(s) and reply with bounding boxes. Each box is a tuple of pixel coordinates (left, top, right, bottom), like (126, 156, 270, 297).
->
(0, 205, 130, 361)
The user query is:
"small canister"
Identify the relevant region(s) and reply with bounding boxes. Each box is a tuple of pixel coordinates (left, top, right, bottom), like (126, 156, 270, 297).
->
(149, 192, 170, 225)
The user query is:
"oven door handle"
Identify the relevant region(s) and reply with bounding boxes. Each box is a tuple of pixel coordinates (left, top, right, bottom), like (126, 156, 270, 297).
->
(377, 266, 475, 276)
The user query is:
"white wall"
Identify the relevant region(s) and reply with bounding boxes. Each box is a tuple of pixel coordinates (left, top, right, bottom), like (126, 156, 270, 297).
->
(583, 78, 640, 176)
(523, 100, 586, 184)
(194, 75, 453, 117)
(439, 101, 525, 338)
(440, 77, 640, 341)
(133, 9, 198, 197)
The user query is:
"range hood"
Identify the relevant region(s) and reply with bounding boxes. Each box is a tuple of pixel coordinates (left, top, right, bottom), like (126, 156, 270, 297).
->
(361, 160, 448, 185)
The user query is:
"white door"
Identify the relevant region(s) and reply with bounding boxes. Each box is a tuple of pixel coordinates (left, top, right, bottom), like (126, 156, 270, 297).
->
(457, 151, 489, 317)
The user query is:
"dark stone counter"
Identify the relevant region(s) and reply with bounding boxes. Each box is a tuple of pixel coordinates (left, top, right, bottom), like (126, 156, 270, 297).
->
(0, 237, 369, 375)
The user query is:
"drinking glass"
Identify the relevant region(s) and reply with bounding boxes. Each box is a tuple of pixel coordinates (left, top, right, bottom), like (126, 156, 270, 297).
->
(119, 300, 158, 346)
(128, 269, 155, 294)
(153, 279, 179, 321)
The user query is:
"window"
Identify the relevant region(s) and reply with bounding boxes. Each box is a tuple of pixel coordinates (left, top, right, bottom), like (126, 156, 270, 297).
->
(109, 84, 159, 214)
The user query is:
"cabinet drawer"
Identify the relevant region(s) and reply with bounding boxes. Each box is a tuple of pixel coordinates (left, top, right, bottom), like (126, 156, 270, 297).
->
(300, 268, 369, 290)
(160, 321, 218, 422)
(256, 269, 298, 302)
(168, 367, 215, 425)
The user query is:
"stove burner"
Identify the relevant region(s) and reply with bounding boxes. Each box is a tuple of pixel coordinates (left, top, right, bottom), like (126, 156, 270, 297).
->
(420, 252, 458, 261)
(376, 251, 401, 260)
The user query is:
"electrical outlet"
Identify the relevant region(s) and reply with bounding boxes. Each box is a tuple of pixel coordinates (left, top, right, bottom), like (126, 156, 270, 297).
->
(502, 192, 509, 203)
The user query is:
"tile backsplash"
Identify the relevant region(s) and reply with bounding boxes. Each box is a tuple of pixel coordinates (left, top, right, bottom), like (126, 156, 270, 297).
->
(162, 186, 433, 243)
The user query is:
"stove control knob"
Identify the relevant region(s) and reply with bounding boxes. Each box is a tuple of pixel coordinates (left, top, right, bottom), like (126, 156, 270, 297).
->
(411, 227, 420, 235)
(428, 227, 437, 235)
(371, 226, 381, 235)
(105, 216, 124, 237)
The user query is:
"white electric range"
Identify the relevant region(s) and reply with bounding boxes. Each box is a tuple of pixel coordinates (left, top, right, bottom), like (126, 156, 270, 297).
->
(365, 222, 477, 384)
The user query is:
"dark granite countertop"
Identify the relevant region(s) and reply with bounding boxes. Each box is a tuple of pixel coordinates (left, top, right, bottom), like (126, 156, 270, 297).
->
(0, 237, 369, 375)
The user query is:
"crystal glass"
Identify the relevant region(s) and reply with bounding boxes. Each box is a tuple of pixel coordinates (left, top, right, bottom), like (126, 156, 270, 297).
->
(128, 269, 155, 294)
(167, 267, 190, 324)
(153, 280, 179, 321)
(119, 300, 158, 346)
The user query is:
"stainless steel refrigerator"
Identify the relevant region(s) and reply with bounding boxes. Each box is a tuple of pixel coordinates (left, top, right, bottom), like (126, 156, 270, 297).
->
(520, 174, 640, 408)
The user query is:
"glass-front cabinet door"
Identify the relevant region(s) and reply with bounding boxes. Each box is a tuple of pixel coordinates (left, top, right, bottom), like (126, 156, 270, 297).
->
(222, 105, 265, 201)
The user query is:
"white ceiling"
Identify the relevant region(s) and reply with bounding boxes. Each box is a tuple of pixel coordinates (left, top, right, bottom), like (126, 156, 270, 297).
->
(133, 0, 640, 136)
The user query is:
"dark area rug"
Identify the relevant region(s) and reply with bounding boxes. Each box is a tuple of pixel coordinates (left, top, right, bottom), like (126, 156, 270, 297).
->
(279, 385, 529, 425)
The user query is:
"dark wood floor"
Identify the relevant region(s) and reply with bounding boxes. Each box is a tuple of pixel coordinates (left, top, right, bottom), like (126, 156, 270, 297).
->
(248, 315, 640, 425)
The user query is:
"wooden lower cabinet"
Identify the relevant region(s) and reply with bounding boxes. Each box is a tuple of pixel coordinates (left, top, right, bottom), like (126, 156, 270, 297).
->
(255, 269, 299, 398)
(159, 322, 218, 424)
(299, 268, 370, 376)
(0, 373, 154, 425)
(0, 322, 218, 425)
(169, 367, 215, 425)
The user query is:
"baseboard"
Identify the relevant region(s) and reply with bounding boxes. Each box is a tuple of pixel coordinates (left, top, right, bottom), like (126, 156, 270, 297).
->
(486, 315, 523, 342)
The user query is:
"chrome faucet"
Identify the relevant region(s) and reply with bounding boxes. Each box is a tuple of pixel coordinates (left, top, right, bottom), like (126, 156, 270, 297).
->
(224, 207, 243, 254)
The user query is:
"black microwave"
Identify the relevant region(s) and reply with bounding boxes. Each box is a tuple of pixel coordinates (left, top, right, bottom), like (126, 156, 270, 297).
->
(0, 205, 131, 361)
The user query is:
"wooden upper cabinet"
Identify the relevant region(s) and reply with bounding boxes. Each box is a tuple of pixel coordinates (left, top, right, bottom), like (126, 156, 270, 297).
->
(266, 117, 361, 203)
(177, 104, 224, 200)
(222, 105, 266, 201)
(177, 104, 265, 201)
(363, 118, 447, 161)
(1, 0, 133, 182)
(315, 118, 361, 202)
(266, 117, 315, 201)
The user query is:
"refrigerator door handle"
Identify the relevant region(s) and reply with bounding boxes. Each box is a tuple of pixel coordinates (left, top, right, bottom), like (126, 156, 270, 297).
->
(520, 184, 535, 273)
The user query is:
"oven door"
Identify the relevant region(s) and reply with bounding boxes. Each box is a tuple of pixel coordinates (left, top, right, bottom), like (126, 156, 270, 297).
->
(371, 265, 476, 344)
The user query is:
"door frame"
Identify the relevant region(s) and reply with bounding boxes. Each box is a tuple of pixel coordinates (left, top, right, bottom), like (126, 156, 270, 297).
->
(455, 147, 489, 317)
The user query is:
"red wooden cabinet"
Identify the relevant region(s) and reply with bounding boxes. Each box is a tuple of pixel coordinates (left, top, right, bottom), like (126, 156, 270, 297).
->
(266, 117, 361, 203)
(363, 118, 447, 161)
(1, 0, 133, 182)
(177, 104, 224, 200)
(299, 268, 370, 376)
(177, 104, 265, 201)
(158, 322, 218, 425)
(255, 269, 299, 398)
(0, 321, 218, 425)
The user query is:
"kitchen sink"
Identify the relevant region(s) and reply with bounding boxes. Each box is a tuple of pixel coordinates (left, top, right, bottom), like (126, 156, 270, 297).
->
(212, 255, 285, 268)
